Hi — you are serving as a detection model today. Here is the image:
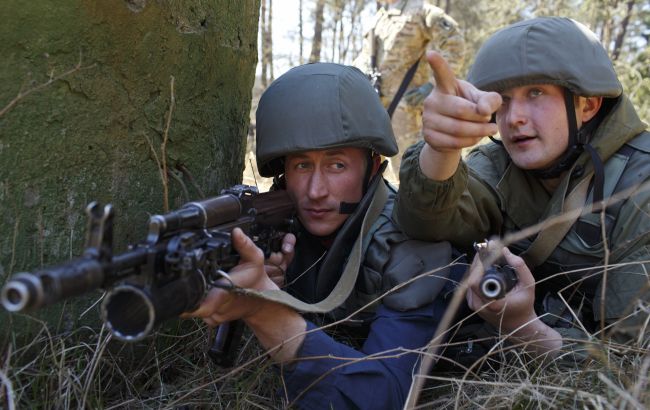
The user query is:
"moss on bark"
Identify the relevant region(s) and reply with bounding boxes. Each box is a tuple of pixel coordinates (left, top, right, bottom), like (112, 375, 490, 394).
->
(0, 0, 259, 335)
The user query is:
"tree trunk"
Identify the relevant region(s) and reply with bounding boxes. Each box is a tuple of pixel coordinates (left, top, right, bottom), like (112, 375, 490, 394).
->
(299, 0, 304, 64)
(261, 0, 268, 87)
(0, 0, 259, 333)
(309, 0, 326, 62)
(267, 0, 274, 82)
(612, 0, 636, 60)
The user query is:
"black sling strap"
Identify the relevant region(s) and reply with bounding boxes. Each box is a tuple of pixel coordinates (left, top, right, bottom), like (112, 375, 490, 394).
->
(387, 56, 422, 118)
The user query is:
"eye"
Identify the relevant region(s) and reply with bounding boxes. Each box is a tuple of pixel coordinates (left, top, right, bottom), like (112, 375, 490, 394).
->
(329, 162, 346, 170)
(294, 162, 312, 171)
(529, 88, 543, 98)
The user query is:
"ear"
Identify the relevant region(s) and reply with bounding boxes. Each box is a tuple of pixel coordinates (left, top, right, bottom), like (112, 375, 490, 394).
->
(579, 96, 603, 123)
(370, 154, 382, 176)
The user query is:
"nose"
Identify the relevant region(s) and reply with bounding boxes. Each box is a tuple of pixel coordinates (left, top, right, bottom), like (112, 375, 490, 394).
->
(307, 169, 328, 200)
(504, 98, 528, 128)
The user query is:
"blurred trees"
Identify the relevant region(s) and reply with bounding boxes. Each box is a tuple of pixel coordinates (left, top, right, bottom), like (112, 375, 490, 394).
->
(259, 0, 649, 122)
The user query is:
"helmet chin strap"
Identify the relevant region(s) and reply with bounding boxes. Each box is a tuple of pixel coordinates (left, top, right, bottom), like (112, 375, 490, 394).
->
(530, 89, 605, 212)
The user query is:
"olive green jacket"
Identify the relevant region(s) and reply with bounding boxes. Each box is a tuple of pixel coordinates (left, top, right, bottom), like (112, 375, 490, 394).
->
(394, 94, 650, 353)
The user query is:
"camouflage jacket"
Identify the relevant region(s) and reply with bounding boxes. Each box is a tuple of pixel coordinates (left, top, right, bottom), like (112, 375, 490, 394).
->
(394, 94, 650, 358)
(352, 0, 465, 108)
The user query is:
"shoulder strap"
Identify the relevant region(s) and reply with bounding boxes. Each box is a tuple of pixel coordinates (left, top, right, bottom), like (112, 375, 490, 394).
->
(521, 172, 592, 268)
(523, 132, 650, 267)
(387, 55, 422, 118)
(236, 179, 390, 313)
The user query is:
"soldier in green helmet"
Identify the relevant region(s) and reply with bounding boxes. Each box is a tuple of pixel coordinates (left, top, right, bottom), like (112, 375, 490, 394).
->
(394, 17, 649, 362)
(186, 62, 465, 408)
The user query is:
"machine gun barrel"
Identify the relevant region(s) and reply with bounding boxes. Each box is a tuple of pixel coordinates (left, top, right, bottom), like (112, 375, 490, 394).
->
(1, 257, 105, 313)
(1, 185, 295, 352)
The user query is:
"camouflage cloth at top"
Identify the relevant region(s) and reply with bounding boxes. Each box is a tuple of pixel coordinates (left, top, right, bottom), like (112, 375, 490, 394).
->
(353, 0, 465, 172)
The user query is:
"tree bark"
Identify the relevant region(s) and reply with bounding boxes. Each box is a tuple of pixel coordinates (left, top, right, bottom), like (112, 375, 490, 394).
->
(261, 0, 268, 86)
(268, 0, 274, 81)
(0, 0, 260, 330)
(309, 0, 326, 62)
(299, 0, 304, 64)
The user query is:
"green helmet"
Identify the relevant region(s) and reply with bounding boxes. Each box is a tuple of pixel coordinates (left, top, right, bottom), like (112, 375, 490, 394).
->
(467, 17, 622, 98)
(255, 63, 398, 177)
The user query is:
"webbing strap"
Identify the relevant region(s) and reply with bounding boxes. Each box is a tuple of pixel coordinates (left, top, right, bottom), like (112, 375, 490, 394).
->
(236, 180, 390, 313)
(387, 56, 422, 118)
(522, 172, 593, 268)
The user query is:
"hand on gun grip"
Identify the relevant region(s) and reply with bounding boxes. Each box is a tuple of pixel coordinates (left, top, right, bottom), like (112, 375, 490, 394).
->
(474, 241, 518, 300)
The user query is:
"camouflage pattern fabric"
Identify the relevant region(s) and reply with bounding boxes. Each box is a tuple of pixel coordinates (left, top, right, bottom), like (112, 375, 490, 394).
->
(353, 0, 465, 176)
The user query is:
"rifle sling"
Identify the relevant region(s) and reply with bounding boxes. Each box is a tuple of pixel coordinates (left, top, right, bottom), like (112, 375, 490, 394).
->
(237, 179, 390, 313)
(387, 56, 421, 118)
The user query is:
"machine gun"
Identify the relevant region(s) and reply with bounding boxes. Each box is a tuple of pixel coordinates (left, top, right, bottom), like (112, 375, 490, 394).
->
(1, 185, 295, 363)
(474, 242, 518, 300)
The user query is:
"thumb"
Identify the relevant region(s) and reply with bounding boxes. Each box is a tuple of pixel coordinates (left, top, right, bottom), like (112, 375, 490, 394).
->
(232, 227, 264, 265)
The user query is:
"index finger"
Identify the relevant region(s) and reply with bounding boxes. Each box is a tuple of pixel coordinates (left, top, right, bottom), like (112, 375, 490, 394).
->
(427, 50, 458, 96)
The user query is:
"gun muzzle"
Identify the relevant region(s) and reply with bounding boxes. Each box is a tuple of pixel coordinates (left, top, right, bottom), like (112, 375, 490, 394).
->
(1, 273, 44, 312)
(102, 271, 207, 342)
(479, 265, 517, 300)
(102, 284, 156, 342)
(1, 258, 104, 313)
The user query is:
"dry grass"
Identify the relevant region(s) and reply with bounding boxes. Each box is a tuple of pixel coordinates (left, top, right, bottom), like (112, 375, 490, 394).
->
(0, 314, 285, 409)
(1, 260, 647, 410)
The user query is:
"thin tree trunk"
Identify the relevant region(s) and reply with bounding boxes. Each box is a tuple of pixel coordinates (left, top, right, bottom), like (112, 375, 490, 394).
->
(267, 0, 274, 81)
(299, 0, 304, 64)
(601, 0, 620, 54)
(309, 0, 326, 62)
(612, 0, 636, 60)
(261, 0, 268, 87)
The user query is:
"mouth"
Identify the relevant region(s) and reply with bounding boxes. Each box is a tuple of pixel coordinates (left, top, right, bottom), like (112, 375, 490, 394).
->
(303, 208, 331, 218)
(510, 135, 537, 145)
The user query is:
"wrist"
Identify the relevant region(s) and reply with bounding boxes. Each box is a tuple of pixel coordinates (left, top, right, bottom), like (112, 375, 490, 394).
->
(244, 302, 307, 363)
(419, 143, 461, 181)
(508, 317, 562, 356)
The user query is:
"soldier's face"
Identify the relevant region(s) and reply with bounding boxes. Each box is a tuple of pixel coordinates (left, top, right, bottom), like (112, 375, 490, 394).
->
(496, 84, 571, 170)
(284, 148, 373, 237)
(496, 84, 601, 171)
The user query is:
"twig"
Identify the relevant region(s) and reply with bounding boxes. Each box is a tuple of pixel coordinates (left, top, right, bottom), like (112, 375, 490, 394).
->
(167, 169, 190, 202)
(8, 217, 19, 276)
(161, 75, 175, 212)
(600, 205, 611, 343)
(249, 157, 259, 188)
(0, 368, 15, 410)
(0, 51, 94, 118)
(177, 163, 205, 198)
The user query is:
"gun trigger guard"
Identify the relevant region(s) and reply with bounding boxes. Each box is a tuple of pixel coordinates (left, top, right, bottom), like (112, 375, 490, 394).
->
(210, 270, 236, 290)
